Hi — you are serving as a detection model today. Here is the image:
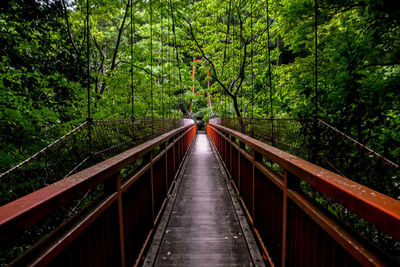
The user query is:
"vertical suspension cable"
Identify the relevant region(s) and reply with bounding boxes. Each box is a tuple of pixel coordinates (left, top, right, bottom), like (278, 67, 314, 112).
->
(230, 7, 234, 116)
(150, 0, 154, 118)
(222, 0, 232, 76)
(86, 0, 90, 119)
(86, 0, 92, 156)
(167, 2, 171, 118)
(314, 0, 318, 116)
(266, 0, 274, 144)
(208, 67, 213, 114)
(223, 0, 232, 117)
(169, 0, 183, 116)
(130, 0, 134, 119)
(169, 0, 181, 84)
(250, 0, 254, 118)
(233, 13, 241, 116)
(161, 0, 164, 118)
(266, 0, 273, 119)
(311, 0, 320, 161)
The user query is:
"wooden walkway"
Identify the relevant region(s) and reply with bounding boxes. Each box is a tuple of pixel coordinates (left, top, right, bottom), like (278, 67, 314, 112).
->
(144, 132, 264, 266)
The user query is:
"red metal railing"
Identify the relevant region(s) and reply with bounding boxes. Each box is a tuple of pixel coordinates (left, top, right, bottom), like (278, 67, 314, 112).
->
(207, 123, 400, 267)
(0, 124, 196, 266)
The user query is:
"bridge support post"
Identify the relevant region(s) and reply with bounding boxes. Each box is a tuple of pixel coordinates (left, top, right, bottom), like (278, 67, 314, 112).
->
(282, 170, 301, 267)
(282, 170, 288, 267)
(252, 151, 262, 219)
(230, 135, 235, 172)
(104, 172, 126, 267)
(116, 172, 126, 267)
(164, 141, 169, 195)
(238, 140, 246, 193)
(172, 135, 176, 178)
(150, 151, 155, 224)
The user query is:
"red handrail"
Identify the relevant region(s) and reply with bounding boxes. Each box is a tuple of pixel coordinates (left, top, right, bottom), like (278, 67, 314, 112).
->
(0, 124, 196, 266)
(207, 123, 399, 266)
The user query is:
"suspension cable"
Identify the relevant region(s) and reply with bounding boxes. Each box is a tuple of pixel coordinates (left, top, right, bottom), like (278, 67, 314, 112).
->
(233, 12, 241, 116)
(169, 0, 183, 117)
(266, 0, 273, 119)
(150, 0, 154, 118)
(130, 0, 134, 119)
(222, 0, 232, 77)
(86, 0, 92, 156)
(231, 5, 235, 116)
(224, 0, 232, 116)
(314, 0, 318, 116)
(167, 1, 171, 118)
(161, 0, 164, 118)
(250, 0, 254, 118)
(266, 0, 274, 144)
(86, 0, 90, 119)
(169, 0, 182, 85)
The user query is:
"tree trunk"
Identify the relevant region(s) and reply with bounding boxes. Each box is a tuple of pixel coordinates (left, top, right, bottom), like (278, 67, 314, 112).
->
(232, 95, 241, 117)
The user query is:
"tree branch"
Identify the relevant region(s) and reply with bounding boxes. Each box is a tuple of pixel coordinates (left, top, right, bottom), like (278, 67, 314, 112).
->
(119, 61, 170, 79)
(61, 0, 80, 56)
(178, 12, 232, 96)
(111, 0, 130, 70)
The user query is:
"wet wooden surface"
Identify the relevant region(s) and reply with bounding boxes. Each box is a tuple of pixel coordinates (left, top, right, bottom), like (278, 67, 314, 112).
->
(149, 133, 257, 266)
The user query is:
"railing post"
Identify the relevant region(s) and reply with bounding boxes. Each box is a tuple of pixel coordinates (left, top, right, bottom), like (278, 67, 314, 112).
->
(116, 172, 126, 267)
(150, 150, 155, 224)
(158, 141, 168, 197)
(238, 141, 246, 193)
(104, 172, 126, 267)
(225, 132, 228, 164)
(282, 170, 300, 267)
(164, 141, 169, 195)
(172, 135, 176, 175)
(230, 135, 234, 172)
(252, 151, 262, 219)
(282, 170, 288, 267)
(141, 151, 154, 224)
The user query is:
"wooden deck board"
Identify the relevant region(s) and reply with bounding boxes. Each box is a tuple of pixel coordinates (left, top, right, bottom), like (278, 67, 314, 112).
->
(145, 133, 263, 267)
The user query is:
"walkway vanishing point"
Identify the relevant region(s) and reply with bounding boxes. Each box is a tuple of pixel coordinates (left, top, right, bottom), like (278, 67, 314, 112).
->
(1, 121, 400, 266)
(144, 132, 264, 266)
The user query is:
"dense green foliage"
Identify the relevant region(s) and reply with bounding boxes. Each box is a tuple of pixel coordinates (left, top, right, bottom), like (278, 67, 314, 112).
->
(181, 0, 400, 165)
(1, 0, 399, 184)
(0, 1, 86, 171)
(0, 0, 400, 264)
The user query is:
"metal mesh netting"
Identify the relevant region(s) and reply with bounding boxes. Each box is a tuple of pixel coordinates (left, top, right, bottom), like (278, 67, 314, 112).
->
(210, 118, 307, 158)
(209, 117, 400, 199)
(0, 118, 193, 206)
(210, 117, 400, 261)
(309, 119, 400, 199)
(0, 118, 192, 265)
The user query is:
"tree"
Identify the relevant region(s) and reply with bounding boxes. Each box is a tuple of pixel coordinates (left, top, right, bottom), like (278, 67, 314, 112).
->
(178, 0, 273, 118)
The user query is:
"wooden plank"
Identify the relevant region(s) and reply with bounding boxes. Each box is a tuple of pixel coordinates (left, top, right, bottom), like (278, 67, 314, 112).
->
(146, 133, 264, 266)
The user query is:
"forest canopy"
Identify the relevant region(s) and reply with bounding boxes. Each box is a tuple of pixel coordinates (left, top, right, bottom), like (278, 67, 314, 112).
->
(1, 0, 399, 174)
(1, 1, 400, 265)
